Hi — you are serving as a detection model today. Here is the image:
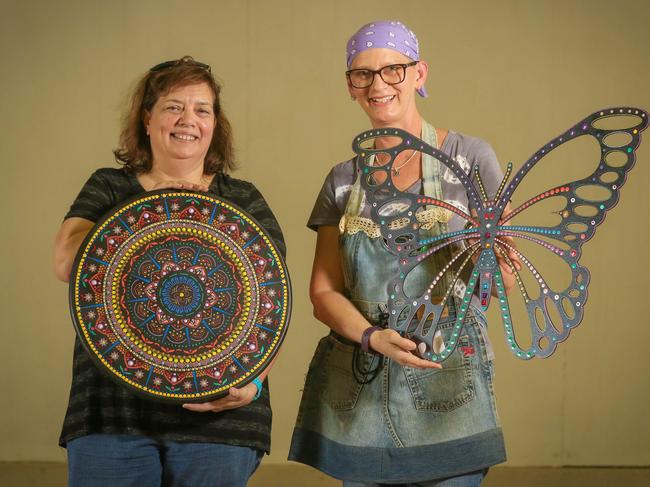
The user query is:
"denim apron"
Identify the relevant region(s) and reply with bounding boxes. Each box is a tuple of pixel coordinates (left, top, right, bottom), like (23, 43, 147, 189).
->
(289, 123, 506, 483)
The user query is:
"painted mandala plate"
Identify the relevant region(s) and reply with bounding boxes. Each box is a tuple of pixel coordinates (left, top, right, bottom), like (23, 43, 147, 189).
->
(69, 190, 291, 402)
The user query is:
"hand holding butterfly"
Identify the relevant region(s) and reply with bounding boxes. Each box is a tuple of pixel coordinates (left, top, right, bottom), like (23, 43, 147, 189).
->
(494, 203, 522, 295)
(368, 328, 442, 369)
(311, 226, 441, 369)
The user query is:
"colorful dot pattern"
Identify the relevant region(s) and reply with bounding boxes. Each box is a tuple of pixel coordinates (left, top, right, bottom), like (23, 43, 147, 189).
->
(70, 191, 291, 402)
(353, 107, 648, 362)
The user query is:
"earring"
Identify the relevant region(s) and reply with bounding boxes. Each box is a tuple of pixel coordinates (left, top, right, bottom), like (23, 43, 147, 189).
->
(350, 95, 357, 101)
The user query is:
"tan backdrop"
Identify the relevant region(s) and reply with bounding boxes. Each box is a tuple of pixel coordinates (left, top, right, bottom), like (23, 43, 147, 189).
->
(1, 0, 648, 466)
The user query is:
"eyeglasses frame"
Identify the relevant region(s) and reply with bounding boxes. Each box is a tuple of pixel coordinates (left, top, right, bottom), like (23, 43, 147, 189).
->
(346, 60, 418, 89)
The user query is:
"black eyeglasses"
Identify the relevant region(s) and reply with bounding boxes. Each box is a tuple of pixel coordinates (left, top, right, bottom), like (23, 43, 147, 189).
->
(150, 56, 211, 73)
(346, 61, 418, 89)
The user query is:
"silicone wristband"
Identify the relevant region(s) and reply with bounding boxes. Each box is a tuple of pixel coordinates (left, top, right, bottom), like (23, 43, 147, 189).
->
(252, 377, 263, 400)
(361, 326, 382, 353)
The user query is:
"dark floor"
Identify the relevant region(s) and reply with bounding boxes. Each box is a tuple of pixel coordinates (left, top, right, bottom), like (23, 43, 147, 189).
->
(1, 462, 648, 487)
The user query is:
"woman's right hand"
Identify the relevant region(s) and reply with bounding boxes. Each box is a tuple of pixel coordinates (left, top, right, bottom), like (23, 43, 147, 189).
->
(369, 328, 442, 369)
(310, 227, 442, 370)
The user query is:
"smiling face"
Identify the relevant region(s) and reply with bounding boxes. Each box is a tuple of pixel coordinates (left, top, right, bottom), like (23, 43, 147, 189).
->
(144, 82, 216, 167)
(347, 48, 427, 129)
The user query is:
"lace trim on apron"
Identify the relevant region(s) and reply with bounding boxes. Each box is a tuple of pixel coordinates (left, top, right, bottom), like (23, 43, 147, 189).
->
(339, 207, 453, 237)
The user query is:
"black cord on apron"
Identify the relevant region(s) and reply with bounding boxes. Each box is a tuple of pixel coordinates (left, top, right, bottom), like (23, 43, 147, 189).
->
(352, 305, 389, 384)
(352, 346, 381, 384)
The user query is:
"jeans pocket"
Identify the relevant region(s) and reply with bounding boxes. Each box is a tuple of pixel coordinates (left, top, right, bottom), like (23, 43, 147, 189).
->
(403, 331, 475, 412)
(319, 335, 366, 411)
(296, 335, 332, 423)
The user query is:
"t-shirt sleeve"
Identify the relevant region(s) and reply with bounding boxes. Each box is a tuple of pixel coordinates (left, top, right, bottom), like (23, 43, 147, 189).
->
(65, 170, 118, 222)
(307, 167, 342, 231)
(243, 183, 287, 259)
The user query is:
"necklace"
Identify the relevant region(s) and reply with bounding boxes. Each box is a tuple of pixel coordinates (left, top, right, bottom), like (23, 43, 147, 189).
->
(392, 150, 418, 176)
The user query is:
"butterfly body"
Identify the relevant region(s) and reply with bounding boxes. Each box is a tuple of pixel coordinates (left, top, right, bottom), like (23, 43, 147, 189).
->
(354, 107, 647, 362)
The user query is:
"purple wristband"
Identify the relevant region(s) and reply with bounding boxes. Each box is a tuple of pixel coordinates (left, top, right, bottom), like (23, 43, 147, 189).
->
(361, 326, 382, 353)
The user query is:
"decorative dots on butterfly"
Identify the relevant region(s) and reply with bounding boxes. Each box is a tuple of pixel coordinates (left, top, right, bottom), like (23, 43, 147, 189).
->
(354, 107, 648, 362)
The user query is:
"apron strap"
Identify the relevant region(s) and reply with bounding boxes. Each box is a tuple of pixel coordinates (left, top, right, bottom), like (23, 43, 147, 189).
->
(421, 121, 442, 200)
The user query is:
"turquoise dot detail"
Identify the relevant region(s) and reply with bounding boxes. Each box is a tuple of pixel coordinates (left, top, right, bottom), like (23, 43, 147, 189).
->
(627, 147, 633, 153)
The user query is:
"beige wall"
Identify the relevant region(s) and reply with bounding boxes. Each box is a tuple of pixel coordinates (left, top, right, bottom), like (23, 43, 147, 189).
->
(1, 0, 648, 467)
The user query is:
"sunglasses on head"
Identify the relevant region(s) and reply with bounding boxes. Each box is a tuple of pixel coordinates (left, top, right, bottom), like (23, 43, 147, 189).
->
(149, 57, 211, 73)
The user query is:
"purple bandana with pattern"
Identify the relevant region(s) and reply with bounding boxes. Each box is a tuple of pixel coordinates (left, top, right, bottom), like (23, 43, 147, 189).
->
(346, 20, 427, 97)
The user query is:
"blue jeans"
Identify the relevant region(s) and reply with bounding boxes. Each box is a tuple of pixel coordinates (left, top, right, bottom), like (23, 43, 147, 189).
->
(67, 434, 262, 487)
(343, 468, 487, 486)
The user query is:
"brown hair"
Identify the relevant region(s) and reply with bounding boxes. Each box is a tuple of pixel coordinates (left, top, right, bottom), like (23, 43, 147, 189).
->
(114, 56, 235, 174)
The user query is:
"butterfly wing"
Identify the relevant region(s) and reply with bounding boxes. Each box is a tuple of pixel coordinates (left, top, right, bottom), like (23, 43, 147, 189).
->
(353, 129, 491, 362)
(489, 107, 648, 358)
(353, 107, 648, 361)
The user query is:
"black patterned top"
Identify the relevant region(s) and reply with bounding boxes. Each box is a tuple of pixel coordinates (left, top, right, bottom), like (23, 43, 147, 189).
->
(59, 168, 286, 453)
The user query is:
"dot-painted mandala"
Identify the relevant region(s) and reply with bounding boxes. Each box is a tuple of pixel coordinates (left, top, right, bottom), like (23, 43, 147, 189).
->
(70, 191, 291, 402)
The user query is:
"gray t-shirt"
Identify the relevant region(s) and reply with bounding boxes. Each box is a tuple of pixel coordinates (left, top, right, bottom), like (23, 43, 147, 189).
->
(308, 130, 503, 231)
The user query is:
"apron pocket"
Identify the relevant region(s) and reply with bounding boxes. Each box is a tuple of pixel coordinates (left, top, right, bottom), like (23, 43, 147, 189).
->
(319, 334, 367, 411)
(403, 334, 475, 412)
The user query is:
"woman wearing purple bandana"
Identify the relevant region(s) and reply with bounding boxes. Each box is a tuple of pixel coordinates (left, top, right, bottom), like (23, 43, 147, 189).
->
(289, 20, 510, 486)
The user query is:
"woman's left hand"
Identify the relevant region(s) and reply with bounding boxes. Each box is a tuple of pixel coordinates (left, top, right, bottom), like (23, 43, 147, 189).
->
(182, 382, 258, 413)
(496, 234, 522, 275)
(496, 203, 523, 295)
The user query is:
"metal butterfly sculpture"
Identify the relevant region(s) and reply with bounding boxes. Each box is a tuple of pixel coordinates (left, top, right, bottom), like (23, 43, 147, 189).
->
(355, 107, 647, 362)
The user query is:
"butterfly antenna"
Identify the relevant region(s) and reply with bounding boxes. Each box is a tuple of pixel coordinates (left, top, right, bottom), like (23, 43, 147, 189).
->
(473, 164, 489, 202)
(494, 162, 513, 203)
